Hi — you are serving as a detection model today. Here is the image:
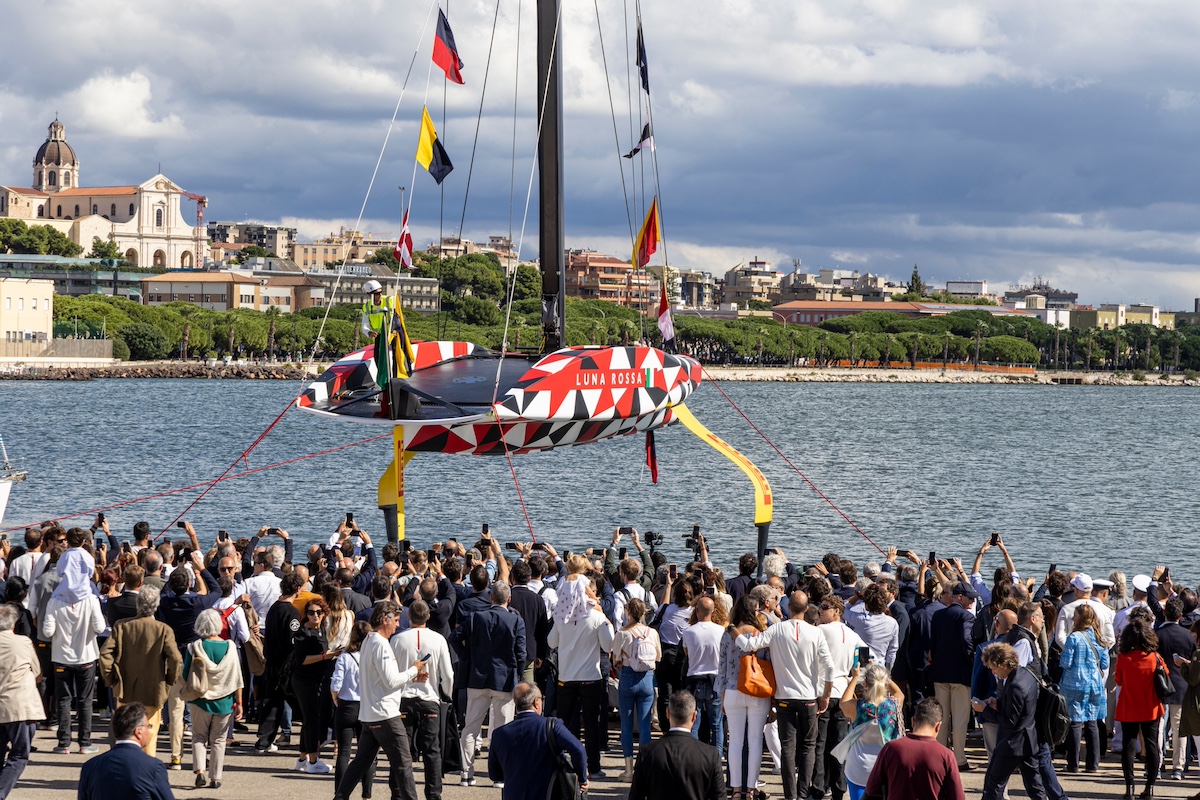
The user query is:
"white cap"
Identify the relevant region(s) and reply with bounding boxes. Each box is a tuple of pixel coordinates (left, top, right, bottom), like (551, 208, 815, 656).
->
(1093, 579, 1114, 590)
(1132, 574, 1153, 593)
(1070, 573, 1093, 592)
(364, 279, 383, 293)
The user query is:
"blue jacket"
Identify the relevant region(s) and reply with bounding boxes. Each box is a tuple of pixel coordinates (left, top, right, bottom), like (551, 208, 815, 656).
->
(78, 741, 175, 800)
(928, 603, 975, 686)
(971, 635, 1003, 722)
(489, 711, 587, 800)
(1059, 628, 1108, 722)
(459, 605, 526, 691)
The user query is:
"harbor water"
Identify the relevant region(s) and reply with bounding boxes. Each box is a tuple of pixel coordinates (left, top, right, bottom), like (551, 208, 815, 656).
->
(1, 378, 1196, 580)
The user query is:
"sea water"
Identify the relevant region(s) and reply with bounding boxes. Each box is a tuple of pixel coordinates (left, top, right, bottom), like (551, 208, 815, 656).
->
(1, 378, 1196, 580)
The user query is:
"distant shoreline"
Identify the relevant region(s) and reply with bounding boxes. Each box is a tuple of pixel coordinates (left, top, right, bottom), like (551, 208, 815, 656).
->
(0, 361, 1194, 387)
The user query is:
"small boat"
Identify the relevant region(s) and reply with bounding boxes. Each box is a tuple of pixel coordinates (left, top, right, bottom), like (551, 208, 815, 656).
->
(0, 434, 26, 527)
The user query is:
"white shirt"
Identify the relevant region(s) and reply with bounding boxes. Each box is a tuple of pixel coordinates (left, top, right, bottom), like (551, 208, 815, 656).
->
(8, 551, 49, 610)
(392, 626, 454, 702)
(525, 579, 556, 618)
(614, 582, 657, 628)
(738, 618, 835, 700)
(359, 631, 419, 723)
(547, 608, 614, 682)
(1055, 597, 1116, 649)
(819, 621, 866, 698)
(1114, 600, 1147, 642)
(681, 620, 725, 677)
(213, 596, 250, 644)
(41, 595, 106, 665)
(243, 570, 282, 622)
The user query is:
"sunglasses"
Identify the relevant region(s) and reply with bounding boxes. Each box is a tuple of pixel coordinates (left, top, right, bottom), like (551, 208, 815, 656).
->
(306, 609, 325, 617)
(219, 566, 237, 572)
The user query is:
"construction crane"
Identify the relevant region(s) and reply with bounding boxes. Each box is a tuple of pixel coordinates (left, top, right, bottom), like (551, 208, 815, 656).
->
(181, 190, 208, 269)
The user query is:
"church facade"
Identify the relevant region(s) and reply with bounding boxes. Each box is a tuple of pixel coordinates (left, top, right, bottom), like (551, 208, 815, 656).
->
(0, 120, 206, 268)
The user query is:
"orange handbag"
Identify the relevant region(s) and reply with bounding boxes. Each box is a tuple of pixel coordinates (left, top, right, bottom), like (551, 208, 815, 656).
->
(737, 653, 776, 699)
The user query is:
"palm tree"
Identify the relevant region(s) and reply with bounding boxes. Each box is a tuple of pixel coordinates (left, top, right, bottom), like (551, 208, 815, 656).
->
(848, 332, 859, 367)
(1084, 329, 1096, 371)
(973, 320, 989, 371)
(883, 334, 895, 367)
(942, 330, 952, 371)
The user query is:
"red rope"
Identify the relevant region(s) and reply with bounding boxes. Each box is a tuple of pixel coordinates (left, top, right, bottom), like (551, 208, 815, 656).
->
(2, 432, 392, 536)
(155, 400, 296, 539)
(492, 409, 537, 543)
(702, 369, 886, 556)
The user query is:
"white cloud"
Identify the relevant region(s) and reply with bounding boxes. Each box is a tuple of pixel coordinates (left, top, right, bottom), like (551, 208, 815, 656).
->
(64, 72, 183, 139)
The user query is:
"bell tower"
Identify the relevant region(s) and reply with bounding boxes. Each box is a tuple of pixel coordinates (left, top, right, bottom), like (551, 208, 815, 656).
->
(33, 118, 80, 194)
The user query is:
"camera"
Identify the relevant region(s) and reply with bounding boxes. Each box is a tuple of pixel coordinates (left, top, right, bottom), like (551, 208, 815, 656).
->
(643, 531, 663, 550)
(682, 525, 704, 555)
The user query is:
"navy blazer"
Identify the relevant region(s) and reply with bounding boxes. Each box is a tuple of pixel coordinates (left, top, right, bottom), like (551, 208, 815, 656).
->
(459, 605, 526, 691)
(928, 603, 975, 686)
(984, 667, 1040, 758)
(78, 741, 175, 800)
(1156, 621, 1194, 704)
(489, 711, 587, 800)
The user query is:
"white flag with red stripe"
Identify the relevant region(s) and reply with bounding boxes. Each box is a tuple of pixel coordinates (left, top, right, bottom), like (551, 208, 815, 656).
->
(657, 280, 674, 343)
(394, 209, 413, 269)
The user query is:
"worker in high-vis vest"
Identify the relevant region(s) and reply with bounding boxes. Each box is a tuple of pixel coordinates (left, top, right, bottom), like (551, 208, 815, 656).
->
(360, 280, 414, 396)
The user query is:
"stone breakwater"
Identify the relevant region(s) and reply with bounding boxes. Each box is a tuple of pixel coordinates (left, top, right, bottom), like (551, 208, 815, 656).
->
(700, 366, 1199, 386)
(0, 362, 315, 381)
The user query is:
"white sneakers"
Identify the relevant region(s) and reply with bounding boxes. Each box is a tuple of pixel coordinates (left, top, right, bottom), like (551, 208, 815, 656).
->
(305, 760, 333, 775)
(460, 772, 477, 787)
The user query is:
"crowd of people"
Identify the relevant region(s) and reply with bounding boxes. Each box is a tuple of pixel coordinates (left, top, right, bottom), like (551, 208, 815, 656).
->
(0, 518, 1197, 800)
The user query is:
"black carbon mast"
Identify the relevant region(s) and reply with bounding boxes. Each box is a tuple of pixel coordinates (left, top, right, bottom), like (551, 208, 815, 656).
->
(537, 0, 567, 353)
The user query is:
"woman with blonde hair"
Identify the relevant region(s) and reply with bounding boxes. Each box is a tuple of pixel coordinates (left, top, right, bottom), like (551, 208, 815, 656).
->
(837, 661, 903, 800)
(322, 583, 354, 651)
(1109, 571, 1131, 612)
(1060, 602, 1109, 773)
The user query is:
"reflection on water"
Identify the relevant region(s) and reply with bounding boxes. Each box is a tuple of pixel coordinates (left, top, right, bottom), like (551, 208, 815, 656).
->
(0, 379, 1196, 578)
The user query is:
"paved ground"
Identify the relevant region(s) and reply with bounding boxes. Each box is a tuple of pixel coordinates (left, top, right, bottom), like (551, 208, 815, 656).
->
(16, 721, 1200, 800)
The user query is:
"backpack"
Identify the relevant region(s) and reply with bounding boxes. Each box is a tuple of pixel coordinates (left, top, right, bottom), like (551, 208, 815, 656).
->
(545, 718, 582, 800)
(1024, 665, 1070, 747)
(626, 626, 658, 673)
(218, 605, 239, 640)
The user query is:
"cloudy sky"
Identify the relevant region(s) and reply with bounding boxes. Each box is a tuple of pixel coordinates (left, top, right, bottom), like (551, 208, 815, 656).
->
(4, 0, 1200, 309)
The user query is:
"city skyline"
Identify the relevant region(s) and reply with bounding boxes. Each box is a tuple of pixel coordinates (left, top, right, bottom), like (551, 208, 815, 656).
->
(2, 1, 1200, 309)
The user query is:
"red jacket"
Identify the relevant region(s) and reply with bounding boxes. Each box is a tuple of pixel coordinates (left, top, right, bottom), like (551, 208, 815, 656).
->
(1115, 650, 1165, 723)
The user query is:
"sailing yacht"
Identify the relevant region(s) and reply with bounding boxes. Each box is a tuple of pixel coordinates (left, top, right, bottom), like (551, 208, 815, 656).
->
(0, 434, 25, 527)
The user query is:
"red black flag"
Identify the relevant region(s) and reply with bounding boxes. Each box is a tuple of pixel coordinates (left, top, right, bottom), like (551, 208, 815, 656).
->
(433, 9, 465, 85)
(645, 430, 659, 484)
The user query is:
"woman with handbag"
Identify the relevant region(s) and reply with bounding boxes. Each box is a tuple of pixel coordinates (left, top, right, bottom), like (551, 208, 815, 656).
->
(717, 595, 773, 800)
(836, 661, 903, 800)
(1114, 617, 1167, 800)
(612, 597, 661, 780)
(1059, 603, 1109, 773)
(183, 608, 244, 790)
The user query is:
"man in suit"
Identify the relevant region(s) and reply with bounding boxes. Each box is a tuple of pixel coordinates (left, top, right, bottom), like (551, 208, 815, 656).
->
(99, 586, 182, 757)
(929, 582, 978, 771)
(78, 701, 176, 800)
(489, 682, 587, 800)
(972, 643, 1045, 800)
(458, 580, 525, 785)
(508, 561, 551, 684)
(106, 565, 144, 627)
(630, 690, 725, 800)
(1154, 596, 1194, 779)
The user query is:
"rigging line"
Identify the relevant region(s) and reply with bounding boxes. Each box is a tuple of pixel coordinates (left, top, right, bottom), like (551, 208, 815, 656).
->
(304, 0, 439, 379)
(1, 433, 393, 536)
(492, 0, 554, 400)
(700, 368, 886, 555)
(593, 0, 636, 244)
(153, 399, 295, 540)
(492, 407, 537, 542)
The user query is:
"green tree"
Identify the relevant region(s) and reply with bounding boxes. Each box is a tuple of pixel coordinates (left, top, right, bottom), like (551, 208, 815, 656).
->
(10, 224, 83, 257)
(117, 322, 170, 360)
(88, 237, 122, 260)
(366, 247, 401, 271)
(510, 264, 542, 302)
(451, 295, 501, 327)
(907, 264, 926, 296)
(235, 245, 276, 264)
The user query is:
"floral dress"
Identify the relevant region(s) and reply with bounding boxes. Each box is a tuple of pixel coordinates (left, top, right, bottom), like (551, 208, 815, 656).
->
(844, 697, 902, 787)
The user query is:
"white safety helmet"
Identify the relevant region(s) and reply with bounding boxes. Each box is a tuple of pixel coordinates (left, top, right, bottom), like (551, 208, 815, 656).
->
(363, 279, 384, 294)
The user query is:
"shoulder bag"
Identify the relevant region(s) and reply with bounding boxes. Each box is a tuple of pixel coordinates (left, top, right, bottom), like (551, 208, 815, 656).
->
(1154, 654, 1174, 702)
(180, 640, 211, 702)
(737, 651, 776, 699)
(545, 718, 583, 800)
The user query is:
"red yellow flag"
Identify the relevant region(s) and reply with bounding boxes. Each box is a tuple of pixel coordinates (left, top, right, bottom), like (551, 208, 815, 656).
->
(633, 197, 660, 269)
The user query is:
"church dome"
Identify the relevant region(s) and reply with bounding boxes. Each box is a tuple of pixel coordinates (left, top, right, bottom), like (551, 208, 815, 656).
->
(34, 120, 78, 167)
